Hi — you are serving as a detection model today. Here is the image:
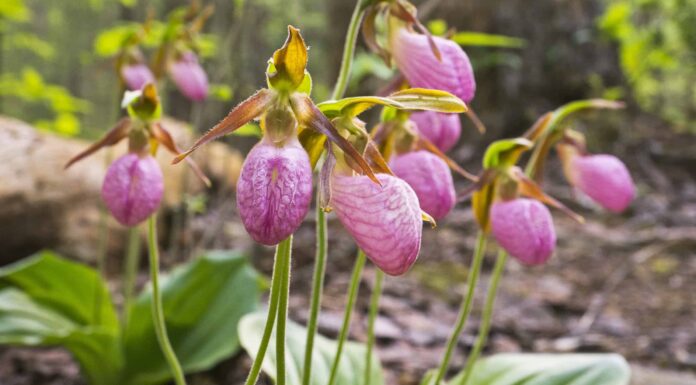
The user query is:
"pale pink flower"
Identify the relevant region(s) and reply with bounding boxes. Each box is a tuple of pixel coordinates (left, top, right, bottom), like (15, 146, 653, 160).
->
(490, 198, 556, 265)
(101, 153, 164, 227)
(169, 51, 209, 101)
(120, 63, 155, 91)
(570, 154, 635, 213)
(410, 111, 461, 152)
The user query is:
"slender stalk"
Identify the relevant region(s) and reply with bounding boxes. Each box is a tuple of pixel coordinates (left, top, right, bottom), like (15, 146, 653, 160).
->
(459, 250, 508, 384)
(302, 203, 328, 385)
(276, 235, 293, 385)
(147, 214, 187, 385)
(121, 226, 142, 330)
(327, 250, 367, 385)
(364, 269, 384, 385)
(331, 0, 367, 100)
(244, 237, 289, 385)
(434, 232, 488, 385)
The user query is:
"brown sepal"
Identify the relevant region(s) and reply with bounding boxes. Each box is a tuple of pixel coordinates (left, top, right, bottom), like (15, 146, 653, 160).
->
(65, 117, 132, 169)
(151, 123, 211, 187)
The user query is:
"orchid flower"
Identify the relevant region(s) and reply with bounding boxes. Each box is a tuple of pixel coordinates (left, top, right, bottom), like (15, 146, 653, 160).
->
(168, 51, 209, 101)
(410, 110, 461, 152)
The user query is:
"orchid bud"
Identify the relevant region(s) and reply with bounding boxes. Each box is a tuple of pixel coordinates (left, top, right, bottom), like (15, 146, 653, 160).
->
(490, 198, 556, 265)
(121, 63, 156, 91)
(236, 138, 313, 245)
(169, 51, 209, 101)
(570, 154, 635, 213)
(389, 150, 455, 220)
(330, 173, 422, 276)
(101, 153, 164, 227)
(390, 29, 476, 103)
(410, 111, 462, 152)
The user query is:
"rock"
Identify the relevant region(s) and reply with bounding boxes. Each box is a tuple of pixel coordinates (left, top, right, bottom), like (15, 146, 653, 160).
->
(0, 116, 243, 265)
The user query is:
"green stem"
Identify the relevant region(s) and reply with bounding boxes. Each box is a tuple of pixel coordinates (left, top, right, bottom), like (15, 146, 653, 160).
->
(327, 250, 367, 385)
(364, 269, 384, 385)
(302, 203, 328, 385)
(459, 250, 508, 384)
(147, 215, 187, 385)
(121, 226, 142, 331)
(331, 0, 366, 100)
(276, 235, 293, 385)
(244, 237, 289, 385)
(434, 232, 488, 385)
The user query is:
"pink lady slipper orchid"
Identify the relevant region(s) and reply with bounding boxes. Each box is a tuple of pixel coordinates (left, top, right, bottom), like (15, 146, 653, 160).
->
(390, 27, 476, 103)
(389, 150, 455, 220)
(102, 153, 164, 226)
(330, 172, 422, 276)
(121, 62, 156, 91)
(236, 135, 313, 245)
(490, 198, 556, 265)
(410, 111, 461, 152)
(569, 154, 635, 213)
(169, 51, 209, 101)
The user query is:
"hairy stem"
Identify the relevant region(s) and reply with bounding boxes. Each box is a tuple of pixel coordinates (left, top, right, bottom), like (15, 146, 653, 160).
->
(244, 238, 289, 385)
(147, 214, 187, 385)
(364, 269, 384, 385)
(459, 250, 508, 384)
(327, 250, 367, 385)
(121, 225, 142, 331)
(302, 203, 328, 385)
(276, 235, 293, 385)
(434, 232, 487, 384)
(331, 0, 367, 99)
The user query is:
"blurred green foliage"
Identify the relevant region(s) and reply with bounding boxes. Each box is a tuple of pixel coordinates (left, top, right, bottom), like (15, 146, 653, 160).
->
(600, 0, 696, 131)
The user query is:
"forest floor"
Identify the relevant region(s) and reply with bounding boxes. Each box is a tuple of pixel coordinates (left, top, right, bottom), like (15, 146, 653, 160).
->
(0, 123, 694, 385)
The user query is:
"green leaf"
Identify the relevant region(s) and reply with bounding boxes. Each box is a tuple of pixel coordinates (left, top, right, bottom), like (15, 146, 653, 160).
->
(0, 0, 31, 22)
(239, 311, 384, 385)
(450, 353, 630, 385)
(482, 138, 533, 169)
(318, 88, 466, 118)
(0, 251, 123, 385)
(93, 23, 140, 57)
(450, 32, 526, 48)
(122, 251, 261, 385)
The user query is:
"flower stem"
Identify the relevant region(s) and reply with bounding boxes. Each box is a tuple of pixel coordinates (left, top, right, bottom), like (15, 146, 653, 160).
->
(121, 225, 142, 331)
(331, 0, 367, 100)
(364, 269, 384, 385)
(147, 214, 187, 385)
(276, 235, 293, 385)
(459, 250, 508, 385)
(327, 250, 367, 385)
(244, 237, 289, 385)
(302, 203, 328, 385)
(434, 232, 487, 385)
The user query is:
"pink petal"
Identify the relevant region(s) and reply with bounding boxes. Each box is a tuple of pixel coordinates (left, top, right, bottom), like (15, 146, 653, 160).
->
(571, 154, 635, 213)
(169, 52, 209, 101)
(389, 150, 455, 220)
(101, 153, 164, 227)
(236, 139, 313, 245)
(391, 29, 476, 103)
(491, 198, 556, 265)
(330, 173, 422, 276)
(410, 111, 462, 152)
(120, 63, 155, 91)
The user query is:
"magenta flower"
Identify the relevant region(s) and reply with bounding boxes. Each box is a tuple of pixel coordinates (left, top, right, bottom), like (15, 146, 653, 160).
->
(121, 63, 156, 91)
(410, 111, 462, 152)
(390, 29, 476, 103)
(236, 138, 313, 245)
(330, 173, 422, 276)
(169, 51, 209, 101)
(101, 153, 164, 227)
(490, 198, 556, 265)
(569, 154, 635, 213)
(389, 150, 455, 220)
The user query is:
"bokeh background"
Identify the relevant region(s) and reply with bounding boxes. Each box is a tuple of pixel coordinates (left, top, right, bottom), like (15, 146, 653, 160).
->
(0, 0, 695, 384)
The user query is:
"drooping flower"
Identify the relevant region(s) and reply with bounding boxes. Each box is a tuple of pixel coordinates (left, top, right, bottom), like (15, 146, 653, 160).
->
(569, 154, 635, 213)
(330, 173, 422, 276)
(121, 63, 156, 91)
(410, 111, 461, 152)
(390, 28, 476, 103)
(490, 198, 556, 265)
(237, 137, 313, 245)
(102, 153, 164, 227)
(389, 150, 455, 220)
(168, 51, 209, 101)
